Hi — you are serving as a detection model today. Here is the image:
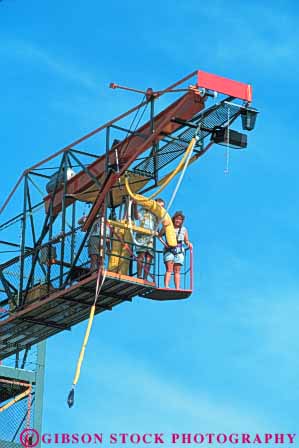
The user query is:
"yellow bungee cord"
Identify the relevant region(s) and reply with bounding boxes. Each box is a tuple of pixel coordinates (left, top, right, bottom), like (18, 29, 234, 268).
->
(67, 266, 107, 408)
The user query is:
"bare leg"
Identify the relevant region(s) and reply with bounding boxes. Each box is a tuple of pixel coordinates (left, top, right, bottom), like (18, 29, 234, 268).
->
(90, 255, 98, 272)
(137, 252, 145, 278)
(174, 264, 181, 289)
(164, 261, 174, 288)
(143, 254, 153, 280)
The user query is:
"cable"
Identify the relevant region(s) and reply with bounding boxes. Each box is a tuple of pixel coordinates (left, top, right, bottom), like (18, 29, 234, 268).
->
(67, 266, 107, 408)
(125, 133, 198, 234)
(147, 137, 196, 200)
(224, 106, 230, 174)
(164, 137, 197, 213)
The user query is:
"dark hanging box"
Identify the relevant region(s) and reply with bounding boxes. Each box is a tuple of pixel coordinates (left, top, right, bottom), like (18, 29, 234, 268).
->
(241, 108, 258, 131)
(211, 128, 247, 149)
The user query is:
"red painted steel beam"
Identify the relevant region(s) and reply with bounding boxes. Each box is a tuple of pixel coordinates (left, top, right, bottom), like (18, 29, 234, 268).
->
(1, 71, 198, 216)
(81, 89, 206, 231)
(44, 89, 205, 217)
(197, 70, 252, 102)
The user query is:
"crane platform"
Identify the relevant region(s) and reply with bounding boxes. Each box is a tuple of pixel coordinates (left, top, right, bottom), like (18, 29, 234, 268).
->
(0, 271, 153, 361)
(141, 287, 192, 301)
(0, 69, 258, 363)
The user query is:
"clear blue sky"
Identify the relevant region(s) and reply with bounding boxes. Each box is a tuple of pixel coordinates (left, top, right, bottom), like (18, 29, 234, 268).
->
(1, 0, 298, 445)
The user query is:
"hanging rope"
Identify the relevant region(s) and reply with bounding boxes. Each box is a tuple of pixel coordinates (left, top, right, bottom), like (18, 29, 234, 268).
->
(224, 106, 230, 175)
(67, 265, 107, 408)
(147, 137, 197, 200)
(125, 127, 199, 241)
(163, 136, 197, 215)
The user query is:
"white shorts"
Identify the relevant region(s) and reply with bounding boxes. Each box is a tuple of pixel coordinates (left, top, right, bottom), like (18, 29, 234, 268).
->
(135, 235, 154, 257)
(163, 251, 184, 266)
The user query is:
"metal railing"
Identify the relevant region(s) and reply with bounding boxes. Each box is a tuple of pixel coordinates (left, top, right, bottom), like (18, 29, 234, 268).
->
(154, 246, 193, 290)
(0, 224, 193, 319)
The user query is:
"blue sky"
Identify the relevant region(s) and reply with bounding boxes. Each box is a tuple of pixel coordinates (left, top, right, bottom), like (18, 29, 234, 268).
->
(1, 0, 299, 445)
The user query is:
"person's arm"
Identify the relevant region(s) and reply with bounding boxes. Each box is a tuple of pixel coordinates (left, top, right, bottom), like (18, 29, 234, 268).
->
(106, 228, 111, 252)
(133, 202, 140, 220)
(158, 227, 165, 238)
(78, 214, 87, 230)
(184, 229, 192, 249)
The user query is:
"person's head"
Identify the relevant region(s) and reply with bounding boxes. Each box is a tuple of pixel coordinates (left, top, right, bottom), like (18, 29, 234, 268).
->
(156, 198, 165, 208)
(172, 211, 185, 228)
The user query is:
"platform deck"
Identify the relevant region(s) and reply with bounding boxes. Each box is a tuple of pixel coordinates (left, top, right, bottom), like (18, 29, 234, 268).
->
(140, 287, 192, 301)
(0, 271, 153, 360)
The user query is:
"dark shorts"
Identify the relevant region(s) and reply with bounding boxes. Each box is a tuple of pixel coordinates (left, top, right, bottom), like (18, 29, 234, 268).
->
(88, 236, 100, 256)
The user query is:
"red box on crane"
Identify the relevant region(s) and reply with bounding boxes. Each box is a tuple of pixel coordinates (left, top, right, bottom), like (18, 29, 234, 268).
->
(197, 70, 252, 102)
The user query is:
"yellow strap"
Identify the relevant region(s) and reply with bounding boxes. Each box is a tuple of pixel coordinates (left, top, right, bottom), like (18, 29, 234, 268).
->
(125, 137, 196, 203)
(125, 175, 139, 202)
(72, 269, 107, 388)
(107, 219, 156, 236)
(73, 304, 96, 386)
(147, 137, 197, 199)
(156, 151, 201, 188)
(0, 386, 31, 413)
(124, 177, 177, 247)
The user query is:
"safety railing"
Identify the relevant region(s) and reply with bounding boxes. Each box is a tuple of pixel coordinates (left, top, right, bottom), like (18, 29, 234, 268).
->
(154, 246, 193, 290)
(106, 232, 193, 291)
(0, 224, 193, 318)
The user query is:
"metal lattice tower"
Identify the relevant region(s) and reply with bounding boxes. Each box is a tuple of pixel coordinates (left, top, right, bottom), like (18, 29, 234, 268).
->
(0, 342, 45, 448)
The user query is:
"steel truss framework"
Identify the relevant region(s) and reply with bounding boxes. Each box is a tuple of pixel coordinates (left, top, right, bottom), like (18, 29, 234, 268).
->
(0, 70, 257, 361)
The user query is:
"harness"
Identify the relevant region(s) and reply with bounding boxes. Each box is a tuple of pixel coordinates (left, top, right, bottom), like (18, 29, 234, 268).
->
(167, 226, 185, 255)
